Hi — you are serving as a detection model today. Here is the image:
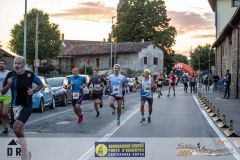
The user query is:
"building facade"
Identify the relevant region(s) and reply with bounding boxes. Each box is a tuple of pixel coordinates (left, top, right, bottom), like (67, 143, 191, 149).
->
(209, 1, 240, 98)
(209, 0, 239, 36)
(54, 40, 164, 75)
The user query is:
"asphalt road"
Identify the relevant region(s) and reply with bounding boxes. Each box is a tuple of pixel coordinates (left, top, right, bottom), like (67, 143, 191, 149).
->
(1, 85, 240, 160)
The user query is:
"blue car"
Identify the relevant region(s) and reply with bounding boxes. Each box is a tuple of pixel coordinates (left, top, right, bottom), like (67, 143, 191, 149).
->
(32, 76, 56, 112)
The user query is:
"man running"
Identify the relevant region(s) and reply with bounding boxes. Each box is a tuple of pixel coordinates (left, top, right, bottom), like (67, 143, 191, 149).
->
(108, 64, 126, 126)
(137, 69, 156, 123)
(2, 56, 43, 160)
(0, 59, 11, 135)
(155, 73, 164, 98)
(167, 71, 176, 97)
(182, 74, 189, 93)
(68, 68, 86, 123)
(88, 68, 106, 117)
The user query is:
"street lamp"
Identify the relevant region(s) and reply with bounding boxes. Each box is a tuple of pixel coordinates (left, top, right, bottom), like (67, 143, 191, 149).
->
(23, 0, 27, 58)
(110, 16, 116, 74)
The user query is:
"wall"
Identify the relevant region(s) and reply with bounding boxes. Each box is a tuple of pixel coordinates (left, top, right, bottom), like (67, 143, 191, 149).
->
(216, 0, 237, 36)
(138, 44, 164, 74)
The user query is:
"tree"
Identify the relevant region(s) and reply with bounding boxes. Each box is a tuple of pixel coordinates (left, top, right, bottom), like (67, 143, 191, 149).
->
(190, 44, 215, 72)
(174, 54, 188, 64)
(0, 41, 2, 49)
(113, 0, 177, 73)
(113, 0, 176, 49)
(9, 9, 61, 65)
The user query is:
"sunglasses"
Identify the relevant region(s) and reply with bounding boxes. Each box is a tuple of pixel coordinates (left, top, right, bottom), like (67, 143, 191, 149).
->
(114, 68, 120, 70)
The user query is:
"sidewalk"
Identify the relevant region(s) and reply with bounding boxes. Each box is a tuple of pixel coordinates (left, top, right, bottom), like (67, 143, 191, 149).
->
(198, 85, 240, 135)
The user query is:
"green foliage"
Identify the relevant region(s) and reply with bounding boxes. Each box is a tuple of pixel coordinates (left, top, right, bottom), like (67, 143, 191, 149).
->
(79, 66, 93, 75)
(113, 0, 176, 50)
(190, 44, 215, 71)
(113, 0, 176, 74)
(9, 9, 61, 65)
(174, 54, 188, 64)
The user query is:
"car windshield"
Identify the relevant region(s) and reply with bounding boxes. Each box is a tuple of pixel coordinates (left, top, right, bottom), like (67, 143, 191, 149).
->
(47, 78, 63, 87)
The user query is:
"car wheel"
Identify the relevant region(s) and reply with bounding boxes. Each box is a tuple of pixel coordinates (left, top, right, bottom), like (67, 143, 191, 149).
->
(49, 97, 56, 109)
(38, 99, 44, 113)
(62, 94, 67, 106)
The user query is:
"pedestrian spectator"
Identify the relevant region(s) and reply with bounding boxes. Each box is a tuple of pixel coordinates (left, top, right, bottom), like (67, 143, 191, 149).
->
(223, 69, 231, 99)
(182, 74, 189, 93)
(212, 73, 220, 93)
(203, 76, 210, 92)
(189, 74, 197, 93)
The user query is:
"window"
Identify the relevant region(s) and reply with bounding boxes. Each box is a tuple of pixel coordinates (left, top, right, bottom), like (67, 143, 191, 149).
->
(96, 58, 99, 67)
(232, 0, 240, 7)
(153, 57, 158, 65)
(144, 57, 147, 65)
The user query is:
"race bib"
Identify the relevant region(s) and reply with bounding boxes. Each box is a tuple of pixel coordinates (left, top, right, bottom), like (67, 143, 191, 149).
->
(158, 81, 162, 85)
(72, 92, 80, 99)
(144, 85, 151, 92)
(13, 106, 23, 120)
(94, 84, 101, 90)
(113, 85, 120, 93)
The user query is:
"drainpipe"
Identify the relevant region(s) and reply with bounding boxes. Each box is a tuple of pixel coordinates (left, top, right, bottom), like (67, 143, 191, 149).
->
(230, 23, 239, 99)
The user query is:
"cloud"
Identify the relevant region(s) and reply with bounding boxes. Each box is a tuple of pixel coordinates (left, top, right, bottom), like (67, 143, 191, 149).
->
(168, 11, 215, 35)
(50, 2, 116, 22)
(191, 34, 215, 39)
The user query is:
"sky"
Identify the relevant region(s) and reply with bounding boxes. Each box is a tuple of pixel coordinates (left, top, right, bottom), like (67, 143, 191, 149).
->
(0, 0, 215, 57)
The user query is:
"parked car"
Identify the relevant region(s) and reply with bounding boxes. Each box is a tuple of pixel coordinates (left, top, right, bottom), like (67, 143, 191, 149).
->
(66, 74, 91, 99)
(32, 76, 55, 112)
(46, 77, 72, 106)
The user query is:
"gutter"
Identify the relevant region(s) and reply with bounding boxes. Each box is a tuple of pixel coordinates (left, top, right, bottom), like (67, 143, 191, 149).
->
(229, 23, 239, 99)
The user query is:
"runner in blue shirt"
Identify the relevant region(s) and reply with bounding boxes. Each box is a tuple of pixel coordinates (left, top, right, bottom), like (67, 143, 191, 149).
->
(108, 64, 126, 126)
(137, 69, 156, 123)
(68, 68, 86, 124)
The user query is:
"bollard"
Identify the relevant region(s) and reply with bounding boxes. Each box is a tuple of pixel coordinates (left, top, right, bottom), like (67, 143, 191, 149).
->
(206, 103, 212, 112)
(223, 120, 239, 137)
(213, 109, 222, 122)
(210, 106, 217, 117)
(217, 114, 229, 129)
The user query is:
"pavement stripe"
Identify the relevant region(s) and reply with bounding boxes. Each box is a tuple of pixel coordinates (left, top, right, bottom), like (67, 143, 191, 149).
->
(193, 94, 240, 160)
(26, 103, 92, 126)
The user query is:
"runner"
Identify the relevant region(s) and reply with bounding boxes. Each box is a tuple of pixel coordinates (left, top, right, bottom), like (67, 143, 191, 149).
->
(1, 56, 43, 160)
(88, 68, 106, 117)
(68, 68, 86, 123)
(120, 72, 128, 110)
(137, 69, 156, 123)
(108, 64, 126, 126)
(167, 71, 176, 97)
(0, 59, 11, 135)
(189, 74, 197, 93)
(182, 74, 189, 93)
(155, 73, 164, 98)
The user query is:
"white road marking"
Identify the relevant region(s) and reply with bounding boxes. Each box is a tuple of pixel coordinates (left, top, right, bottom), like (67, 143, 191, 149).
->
(26, 103, 92, 125)
(193, 95, 240, 159)
(56, 121, 70, 125)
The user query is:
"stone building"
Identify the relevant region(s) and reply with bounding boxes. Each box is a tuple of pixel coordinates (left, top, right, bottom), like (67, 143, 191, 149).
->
(208, 0, 240, 98)
(54, 40, 164, 75)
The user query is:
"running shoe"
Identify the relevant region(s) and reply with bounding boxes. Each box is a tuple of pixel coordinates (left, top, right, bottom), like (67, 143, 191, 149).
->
(78, 114, 84, 123)
(96, 111, 100, 117)
(112, 108, 115, 116)
(148, 117, 151, 123)
(140, 117, 146, 123)
(117, 118, 120, 126)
